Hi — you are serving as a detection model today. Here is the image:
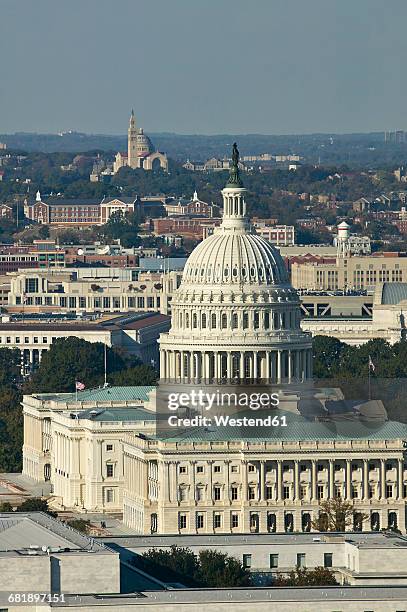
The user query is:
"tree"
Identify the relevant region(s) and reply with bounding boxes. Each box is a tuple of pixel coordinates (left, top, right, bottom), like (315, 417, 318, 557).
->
(0, 348, 21, 388)
(312, 336, 345, 378)
(138, 545, 250, 588)
(273, 566, 338, 586)
(0, 502, 13, 512)
(109, 364, 158, 386)
(17, 497, 57, 518)
(26, 338, 134, 393)
(312, 497, 367, 532)
(197, 549, 250, 587)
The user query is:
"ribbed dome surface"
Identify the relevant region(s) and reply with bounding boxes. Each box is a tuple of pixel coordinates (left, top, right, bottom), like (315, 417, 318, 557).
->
(182, 228, 289, 286)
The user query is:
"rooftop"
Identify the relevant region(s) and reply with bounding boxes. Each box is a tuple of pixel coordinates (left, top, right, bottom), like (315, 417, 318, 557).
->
(100, 530, 407, 550)
(0, 512, 110, 555)
(35, 385, 155, 404)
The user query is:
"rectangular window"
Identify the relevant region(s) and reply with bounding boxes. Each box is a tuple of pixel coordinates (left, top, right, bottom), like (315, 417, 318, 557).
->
(242, 554, 252, 568)
(214, 486, 221, 501)
(248, 486, 256, 500)
(231, 513, 239, 528)
(196, 513, 204, 529)
(300, 486, 307, 499)
(335, 485, 342, 498)
(214, 465, 221, 473)
(352, 486, 358, 499)
(196, 486, 204, 501)
(106, 489, 114, 503)
(283, 486, 290, 499)
(296, 553, 306, 568)
(179, 466, 187, 474)
(266, 486, 273, 500)
(317, 485, 324, 500)
(386, 484, 393, 499)
(270, 554, 279, 568)
(196, 465, 204, 473)
(179, 513, 187, 529)
(324, 553, 333, 568)
(231, 486, 238, 501)
(248, 464, 255, 472)
(231, 465, 238, 473)
(214, 513, 221, 528)
(106, 464, 114, 478)
(106, 444, 113, 451)
(179, 487, 187, 501)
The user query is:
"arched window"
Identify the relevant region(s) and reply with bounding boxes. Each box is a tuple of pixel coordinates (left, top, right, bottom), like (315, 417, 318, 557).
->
(253, 312, 259, 329)
(273, 312, 279, 329)
(185, 312, 189, 328)
(231, 313, 238, 329)
(221, 313, 227, 329)
(284, 513, 293, 533)
(179, 312, 183, 327)
(264, 311, 270, 329)
(211, 313, 217, 329)
(192, 313, 197, 328)
(388, 511, 398, 530)
(201, 313, 207, 329)
(243, 313, 249, 329)
(267, 513, 276, 533)
(302, 513, 311, 532)
(371, 512, 380, 531)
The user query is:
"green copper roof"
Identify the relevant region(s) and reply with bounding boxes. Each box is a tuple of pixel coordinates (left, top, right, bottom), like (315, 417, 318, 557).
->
(78, 407, 155, 422)
(38, 386, 155, 403)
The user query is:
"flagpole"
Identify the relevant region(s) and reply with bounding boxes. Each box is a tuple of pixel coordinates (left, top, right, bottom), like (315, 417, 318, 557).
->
(368, 362, 371, 401)
(104, 342, 107, 387)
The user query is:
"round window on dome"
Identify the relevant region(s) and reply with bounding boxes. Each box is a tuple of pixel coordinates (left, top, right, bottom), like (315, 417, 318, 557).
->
(232, 267, 238, 277)
(224, 267, 229, 276)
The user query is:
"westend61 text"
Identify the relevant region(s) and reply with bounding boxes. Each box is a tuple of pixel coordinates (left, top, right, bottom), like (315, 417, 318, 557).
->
(167, 414, 288, 427)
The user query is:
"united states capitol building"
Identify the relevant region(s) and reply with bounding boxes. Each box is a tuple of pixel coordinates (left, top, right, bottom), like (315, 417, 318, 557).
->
(22, 148, 407, 535)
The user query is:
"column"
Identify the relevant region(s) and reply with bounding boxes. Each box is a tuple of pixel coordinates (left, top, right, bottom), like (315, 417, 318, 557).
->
(225, 460, 230, 503)
(253, 351, 258, 379)
(277, 351, 282, 383)
(227, 352, 233, 380)
(266, 352, 271, 382)
(398, 459, 404, 500)
(346, 460, 352, 500)
(311, 461, 317, 500)
(260, 460, 265, 502)
(242, 460, 248, 501)
(240, 352, 245, 379)
(363, 459, 369, 500)
(380, 460, 386, 500)
(294, 460, 300, 501)
(329, 460, 334, 500)
(207, 460, 213, 503)
(276, 461, 282, 502)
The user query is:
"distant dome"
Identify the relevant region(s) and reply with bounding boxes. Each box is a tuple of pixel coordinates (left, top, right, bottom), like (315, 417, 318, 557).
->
(182, 229, 290, 288)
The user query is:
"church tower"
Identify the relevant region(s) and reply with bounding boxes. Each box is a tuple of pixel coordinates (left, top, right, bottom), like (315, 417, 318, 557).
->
(127, 110, 138, 169)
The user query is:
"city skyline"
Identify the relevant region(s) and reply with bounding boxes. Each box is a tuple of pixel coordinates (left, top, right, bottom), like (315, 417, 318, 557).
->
(1, 0, 407, 135)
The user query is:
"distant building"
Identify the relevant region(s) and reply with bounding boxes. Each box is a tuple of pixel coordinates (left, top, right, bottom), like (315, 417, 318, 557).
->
(164, 191, 218, 217)
(253, 222, 295, 246)
(0, 203, 12, 219)
(0, 311, 170, 372)
(25, 191, 101, 226)
(151, 217, 222, 239)
(113, 111, 168, 173)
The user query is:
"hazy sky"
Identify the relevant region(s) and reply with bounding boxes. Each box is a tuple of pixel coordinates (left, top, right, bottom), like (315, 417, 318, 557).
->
(1, 0, 406, 135)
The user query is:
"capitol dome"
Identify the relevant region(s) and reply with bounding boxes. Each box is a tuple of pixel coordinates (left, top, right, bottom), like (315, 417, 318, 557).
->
(159, 144, 313, 384)
(182, 230, 290, 288)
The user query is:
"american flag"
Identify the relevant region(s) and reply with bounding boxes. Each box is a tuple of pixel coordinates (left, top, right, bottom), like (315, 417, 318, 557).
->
(368, 356, 375, 372)
(75, 381, 85, 391)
